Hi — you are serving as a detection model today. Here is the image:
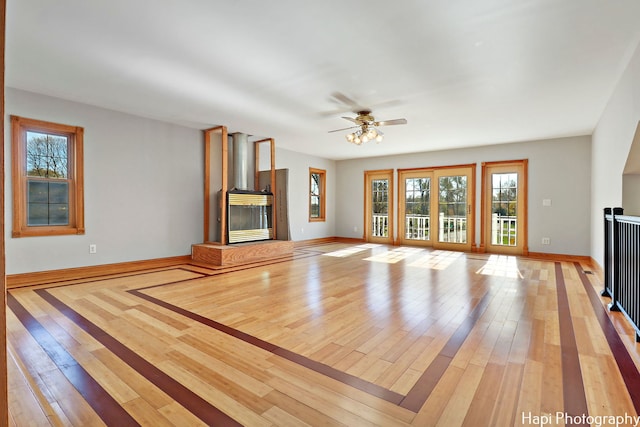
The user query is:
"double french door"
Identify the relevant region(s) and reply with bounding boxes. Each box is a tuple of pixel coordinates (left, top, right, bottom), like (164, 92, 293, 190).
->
(397, 166, 475, 251)
(366, 165, 475, 251)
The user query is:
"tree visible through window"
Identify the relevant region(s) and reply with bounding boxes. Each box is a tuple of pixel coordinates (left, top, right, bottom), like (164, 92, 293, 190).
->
(309, 168, 326, 221)
(491, 172, 518, 246)
(26, 132, 70, 226)
(12, 116, 85, 237)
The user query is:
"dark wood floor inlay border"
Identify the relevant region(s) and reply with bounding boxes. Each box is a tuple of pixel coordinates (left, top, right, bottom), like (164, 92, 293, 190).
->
(554, 262, 590, 426)
(130, 284, 493, 413)
(399, 292, 492, 412)
(129, 288, 406, 405)
(573, 262, 640, 413)
(7, 292, 141, 426)
(33, 289, 243, 427)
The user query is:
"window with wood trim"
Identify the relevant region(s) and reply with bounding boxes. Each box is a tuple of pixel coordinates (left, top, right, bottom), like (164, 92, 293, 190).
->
(309, 168, 326, 221)
(481, 159, 528, 255)
(11, 116, 85, 237)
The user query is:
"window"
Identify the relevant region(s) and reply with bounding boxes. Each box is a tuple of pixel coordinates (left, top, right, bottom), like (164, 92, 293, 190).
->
(11, 116, 85, 237)
(309, 168, 326, 221)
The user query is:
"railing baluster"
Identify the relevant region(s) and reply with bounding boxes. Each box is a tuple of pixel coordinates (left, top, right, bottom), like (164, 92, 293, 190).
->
(604, 207, 640, 342)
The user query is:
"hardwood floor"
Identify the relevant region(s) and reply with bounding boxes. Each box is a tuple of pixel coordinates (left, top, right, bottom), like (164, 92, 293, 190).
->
(6, 242, 640, 426)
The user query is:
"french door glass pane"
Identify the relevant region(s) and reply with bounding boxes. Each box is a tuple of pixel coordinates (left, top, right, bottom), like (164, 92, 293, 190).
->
(438, 175, 467, 243)
(491, 172, 518, 246)
(371, 178, 389, 238)
(405, 177, 430, 240)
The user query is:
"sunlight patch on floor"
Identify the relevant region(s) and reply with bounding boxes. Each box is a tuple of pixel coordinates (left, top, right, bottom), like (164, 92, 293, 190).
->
(364, 247, 425, 264)
(407, 250, 462, 270)
(476, 254, 523, 278)
(323, 243, 381, 258)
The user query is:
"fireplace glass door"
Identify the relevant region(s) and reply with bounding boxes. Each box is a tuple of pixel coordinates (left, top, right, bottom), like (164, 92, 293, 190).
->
(227, 193, 273, 243)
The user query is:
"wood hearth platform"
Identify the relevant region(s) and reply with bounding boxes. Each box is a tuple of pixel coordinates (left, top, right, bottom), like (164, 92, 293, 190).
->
(191, 240, 294, 266)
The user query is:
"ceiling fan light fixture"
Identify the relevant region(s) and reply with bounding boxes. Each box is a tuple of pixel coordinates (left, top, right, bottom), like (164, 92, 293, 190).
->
(330, 108, 406, 145)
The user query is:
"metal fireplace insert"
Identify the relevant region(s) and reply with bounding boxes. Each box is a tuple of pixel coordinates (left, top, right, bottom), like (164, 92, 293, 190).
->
(227, 190, 273, 244)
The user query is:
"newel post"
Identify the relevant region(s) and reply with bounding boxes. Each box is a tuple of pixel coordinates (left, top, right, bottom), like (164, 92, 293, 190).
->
(602, 207, 612, 298)
(608, 207, 624, 312)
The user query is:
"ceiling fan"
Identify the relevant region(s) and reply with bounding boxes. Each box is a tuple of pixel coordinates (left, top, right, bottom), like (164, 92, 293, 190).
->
(329, 109, 407, 145)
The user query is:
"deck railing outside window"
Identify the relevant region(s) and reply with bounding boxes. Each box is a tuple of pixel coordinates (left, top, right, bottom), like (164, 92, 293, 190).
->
(492, 214, 518, 246)
(405, 215, 430, 240)
(376, 214, 471, 243)
(439, 213, 467, 243)
(372, 214, 389, 237)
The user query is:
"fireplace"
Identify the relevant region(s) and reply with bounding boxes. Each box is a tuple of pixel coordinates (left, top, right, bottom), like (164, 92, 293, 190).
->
(227, 191, 273, 244)
(222, 132, 276, 244)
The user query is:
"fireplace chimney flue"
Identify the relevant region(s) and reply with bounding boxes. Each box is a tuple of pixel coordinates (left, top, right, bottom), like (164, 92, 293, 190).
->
(231, 132, 250, 190)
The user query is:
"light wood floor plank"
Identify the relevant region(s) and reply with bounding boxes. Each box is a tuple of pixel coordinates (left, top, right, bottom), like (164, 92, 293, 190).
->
(435, 363, 484, 427)
(513, 359, 544, 427)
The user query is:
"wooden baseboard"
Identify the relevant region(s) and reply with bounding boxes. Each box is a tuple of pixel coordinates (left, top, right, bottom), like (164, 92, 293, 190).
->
(334, 237, 366, 244)
(293, 237, 339, 247)
(7, 255, 191, 289)
(526, 251, 593, 263)
(293, 237, 366, 248)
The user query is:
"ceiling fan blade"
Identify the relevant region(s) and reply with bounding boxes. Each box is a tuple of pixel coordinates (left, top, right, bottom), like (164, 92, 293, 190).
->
(328, 125, 359, 133)
(341, 116, 361, 124)
(330, 92, 362, 110)
(375, 118, 407, 126)
(318, 108, 349, 117)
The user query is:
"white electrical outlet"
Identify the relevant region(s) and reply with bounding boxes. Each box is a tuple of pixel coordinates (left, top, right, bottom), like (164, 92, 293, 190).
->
(89, 244, 97, 254)
(542, 237, 550, 245)
(353, 226, 358, 232)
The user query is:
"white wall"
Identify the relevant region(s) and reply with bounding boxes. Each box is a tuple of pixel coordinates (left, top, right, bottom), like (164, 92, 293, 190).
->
(5, 88, 204, 274)
(274, 147, 336, 241)
(622, 174, 640, 215)
(336, 136, 592, 256)
(4, 89, 339, 275)
(591, 42, 640, 266)
(4, 85, 600, 274)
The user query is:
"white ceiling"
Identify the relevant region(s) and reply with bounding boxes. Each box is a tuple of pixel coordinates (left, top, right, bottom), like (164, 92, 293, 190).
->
(6, 0, 640, 160)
